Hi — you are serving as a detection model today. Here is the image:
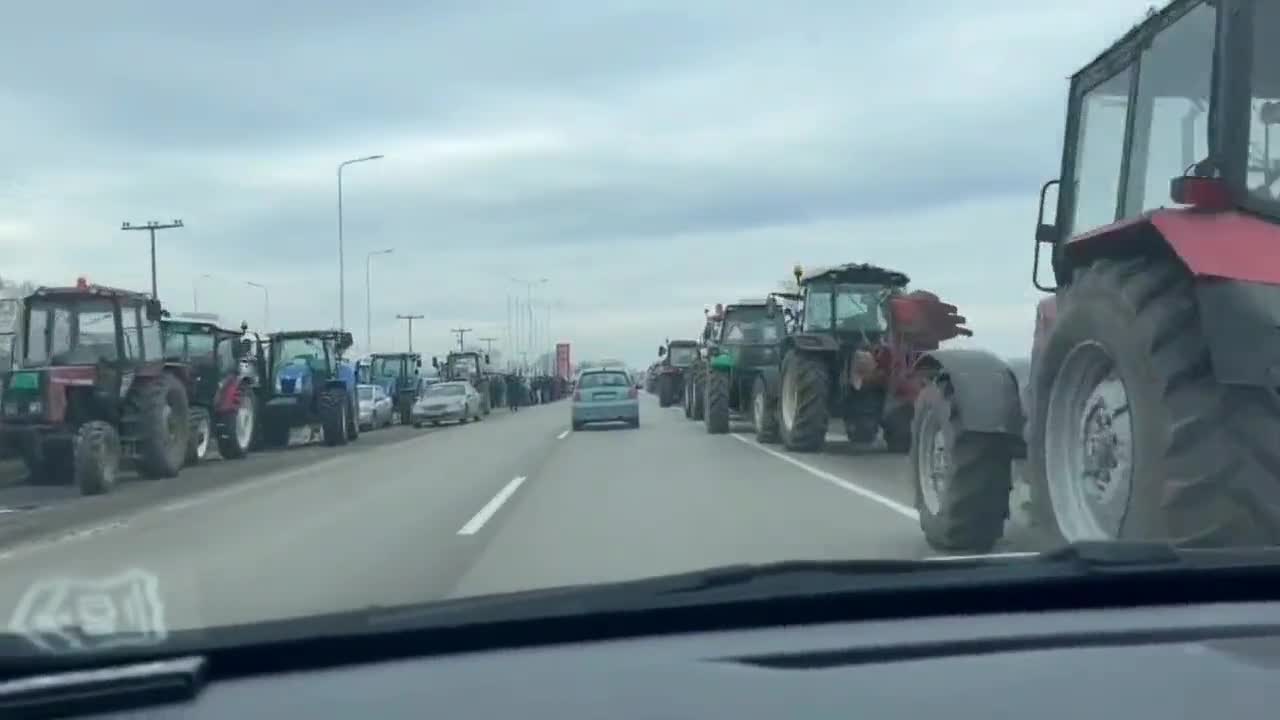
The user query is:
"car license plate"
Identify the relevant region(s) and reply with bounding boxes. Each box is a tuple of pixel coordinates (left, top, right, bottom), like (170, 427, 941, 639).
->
(593, 393, 615, 400)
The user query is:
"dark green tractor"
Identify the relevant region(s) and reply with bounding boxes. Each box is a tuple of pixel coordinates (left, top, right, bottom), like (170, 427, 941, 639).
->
(365, 352, 423, 425)
(699, 299, 788, 438)
(160, 317, 259, 464)
(654, 340, 698, 408)
(259, 330, 360, 448)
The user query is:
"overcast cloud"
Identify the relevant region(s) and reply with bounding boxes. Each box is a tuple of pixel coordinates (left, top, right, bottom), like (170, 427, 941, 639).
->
(0, 1, 1158, 367)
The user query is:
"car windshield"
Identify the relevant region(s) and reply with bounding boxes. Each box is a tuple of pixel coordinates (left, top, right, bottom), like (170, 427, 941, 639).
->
(5, 0, 1276, 680)
(579, 372, 629, 388)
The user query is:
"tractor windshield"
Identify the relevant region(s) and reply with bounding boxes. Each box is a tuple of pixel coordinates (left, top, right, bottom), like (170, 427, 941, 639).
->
(667, 346, 697, 365)
(722, 307, 782, 344)
(23, 297, 117, 367)
(450, 355, 479, 376)
(163, 329, 216, 361)
(370, 356, 405, 380)
(271, 336, 327, 377)
(804, 284, 887, 333)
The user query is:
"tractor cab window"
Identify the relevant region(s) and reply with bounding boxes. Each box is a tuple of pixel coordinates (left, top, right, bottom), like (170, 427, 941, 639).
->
(25, 298, 117, 366)
(274, 337, 328, 375)
(215, 336, 238, 373)
(1069, 69, 1133, 235)
(1248, 2, 1280, 203)
(1122, 3, 1215, 216)
(120, 305, 142, 361)
(370, 357, 403, 380)
(666, 346, 697, 365)
(141, 313, 162, 361)
(451, 355, 479, 376)
(722, 308, 782, 343)
(803, 284, 887, 333)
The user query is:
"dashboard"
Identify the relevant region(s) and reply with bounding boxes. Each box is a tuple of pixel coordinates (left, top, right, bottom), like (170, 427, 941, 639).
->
(89, 599, 1280, 718)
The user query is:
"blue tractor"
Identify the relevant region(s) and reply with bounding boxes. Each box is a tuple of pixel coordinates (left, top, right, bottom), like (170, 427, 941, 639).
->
(258, 329, 360, 448)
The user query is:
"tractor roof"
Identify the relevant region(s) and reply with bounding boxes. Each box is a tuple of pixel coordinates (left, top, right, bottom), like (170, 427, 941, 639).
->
(1072, 1, 1194, 95)
(162, 317, 242, 335)
(269, 329, 353, 342)
(726, 299, 768, 309)
(371, 352, 421, 359)
(30, 284, 153, 303)
(668, 339, 699, 347)
(799, 263, 909, 287)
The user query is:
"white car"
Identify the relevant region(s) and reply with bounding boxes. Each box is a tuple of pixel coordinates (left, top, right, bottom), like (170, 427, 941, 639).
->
(357, 384, 394, 430)
(412, 381, 484, 427)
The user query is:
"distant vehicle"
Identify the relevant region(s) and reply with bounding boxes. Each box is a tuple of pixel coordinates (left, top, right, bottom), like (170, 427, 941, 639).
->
(259, 330, 360, 447)
(412, 381, 484, 427)
(356, 384, 394, 430)
(362, 352, 423, 424)
(572, 368, 640, 430)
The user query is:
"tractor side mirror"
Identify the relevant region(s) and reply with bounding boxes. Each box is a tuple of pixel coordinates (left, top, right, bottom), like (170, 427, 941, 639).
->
(657, 346, 666, 357)
(145, 299, 163, 322)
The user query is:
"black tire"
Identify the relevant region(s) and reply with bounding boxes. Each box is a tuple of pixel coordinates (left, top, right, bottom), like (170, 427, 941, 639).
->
(752, 376, 780, 443)
(215, 385, 256, 460)
(345, 393, 360, 443)
(691, 367, 706, 420)
(399, 402, 412, 426)
(75, 420, 120, 496)
(778, 351, 829, 452)
(704, 370, 730, 434)
(22, 436, 73, 486)
(131, 373, 190, 479)
(319, 387, 348, 447)
(882, 404, 913, 454)
(185, 407, 212, 465)
(1030, 255, 1280, 546)
(683, 374, 694, 418)
(657, 375, 674, 407)
(912, 379, 1012, 553)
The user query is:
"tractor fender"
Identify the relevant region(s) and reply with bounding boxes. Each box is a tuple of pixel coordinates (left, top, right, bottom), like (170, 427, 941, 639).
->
(915, 348, 1024, 436)
(787, 332, 839, 352)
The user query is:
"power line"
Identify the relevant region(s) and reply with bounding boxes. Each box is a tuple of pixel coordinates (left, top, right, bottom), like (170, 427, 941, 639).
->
(479, 336, 498, 355)
(396, 313, 424, 352)
(121, 219, 184, 300)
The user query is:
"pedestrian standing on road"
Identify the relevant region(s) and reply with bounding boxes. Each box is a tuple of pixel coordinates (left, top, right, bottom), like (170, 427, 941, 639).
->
(507, 374, 521, 412)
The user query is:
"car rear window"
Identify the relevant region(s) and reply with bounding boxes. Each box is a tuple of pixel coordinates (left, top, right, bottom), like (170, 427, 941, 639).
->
(358, 387, 374, 400)
(579, 372, 629, 388)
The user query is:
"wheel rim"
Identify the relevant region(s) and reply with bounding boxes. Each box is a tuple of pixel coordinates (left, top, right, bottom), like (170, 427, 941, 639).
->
(194, 414, 210, 457)
(234, 401, 254, 447)
(163, 403, 180, 446)
(1044, 341, 1134, 541)
(780, 366, 798, 432)
(916, 412, 947, 515)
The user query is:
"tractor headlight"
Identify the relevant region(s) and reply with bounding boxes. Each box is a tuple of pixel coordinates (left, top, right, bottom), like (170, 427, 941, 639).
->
(26, 399, 42, 415)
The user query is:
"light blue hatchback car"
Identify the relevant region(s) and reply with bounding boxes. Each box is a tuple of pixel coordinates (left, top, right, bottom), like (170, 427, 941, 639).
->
(572, 368, 640, 430)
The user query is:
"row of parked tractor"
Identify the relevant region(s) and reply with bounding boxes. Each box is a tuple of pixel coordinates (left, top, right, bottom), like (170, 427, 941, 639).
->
(0, 277, 508, 497)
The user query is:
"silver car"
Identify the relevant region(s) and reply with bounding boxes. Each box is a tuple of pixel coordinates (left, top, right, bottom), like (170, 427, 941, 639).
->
(357, 384, 394, 430)
(412, 381, 484, 427)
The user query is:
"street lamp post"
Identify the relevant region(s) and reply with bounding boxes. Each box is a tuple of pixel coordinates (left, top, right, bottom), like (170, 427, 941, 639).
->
(337, 154, 384, 332)
(365, 248, 394, 352)
(510, 277, 548, 367)
(246, 281, 269, 331)
(192, 273, 215, 311)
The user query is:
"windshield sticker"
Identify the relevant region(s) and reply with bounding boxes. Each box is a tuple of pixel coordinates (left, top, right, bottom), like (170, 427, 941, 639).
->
(7, 569, 168, 654)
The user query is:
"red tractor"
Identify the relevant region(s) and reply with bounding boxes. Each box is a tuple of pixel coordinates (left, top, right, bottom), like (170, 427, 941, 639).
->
(0, 280, 191, 495)
(910, 0, 1280, 553)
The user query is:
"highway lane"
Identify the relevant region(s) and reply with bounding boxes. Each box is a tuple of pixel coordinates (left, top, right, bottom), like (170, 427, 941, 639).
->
(0, 393, 1031, 651)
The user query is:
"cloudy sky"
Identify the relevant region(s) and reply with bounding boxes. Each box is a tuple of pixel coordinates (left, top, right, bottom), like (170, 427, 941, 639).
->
(0, 0, 1157, 367)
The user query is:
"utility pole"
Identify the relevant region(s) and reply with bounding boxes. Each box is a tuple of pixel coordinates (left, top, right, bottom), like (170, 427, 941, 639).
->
(396, 313, 424, 352)
(479, 336, 498, 357)
(122, 219, 184, 299)
(451, 327, 472, 352)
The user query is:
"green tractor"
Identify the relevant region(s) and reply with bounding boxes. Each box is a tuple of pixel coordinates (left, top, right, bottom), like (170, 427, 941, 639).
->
(654, 339, 698, 408)
(160, 317, 259, 464)
(698, 298, 789, 438)
(364, 352, 423, 425)
(433, 350, 493, 415)
(258, 330, 360, 448)
(758, 264, 971, 453)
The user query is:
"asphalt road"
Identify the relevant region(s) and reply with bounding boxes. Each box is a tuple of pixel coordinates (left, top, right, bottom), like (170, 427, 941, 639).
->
(0, 394, 1041, 652)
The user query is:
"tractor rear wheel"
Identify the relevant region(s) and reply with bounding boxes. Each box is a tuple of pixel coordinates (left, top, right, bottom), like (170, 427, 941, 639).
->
(345, 393, 360, 443)
(186, 407, 212, 465)
(691, 367, 706, 420)
(1031, 255, 1280, 547)
(75, 420, 121, 496)
(658, 375, 674, 407)
(752, 376, 780, 443)
(132, 373, 190, 479)
(704, 370, 730, 434)
(912, 378, 1012, 553)
(215, 386, 256, 459)
(778, 351, 829, 452)
(320, 388, 349, 447)
(683, 374, 694, 418)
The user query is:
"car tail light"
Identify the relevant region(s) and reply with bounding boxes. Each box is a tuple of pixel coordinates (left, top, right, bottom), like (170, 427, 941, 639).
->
(574, 391, 582, 401)
(627, 387, 638, 399)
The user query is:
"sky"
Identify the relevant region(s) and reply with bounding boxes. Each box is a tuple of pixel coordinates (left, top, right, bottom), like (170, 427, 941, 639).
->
(0, 0, 1161, 368)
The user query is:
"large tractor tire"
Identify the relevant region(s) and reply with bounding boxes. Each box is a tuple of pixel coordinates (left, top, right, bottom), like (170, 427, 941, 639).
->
(186, 407, 212, 465)
(75, 420, 121, 496)
(778, 351, 830, 452)
(751, 376, 780, 444)
(1030, 255, 1280, 547)
(215, 385, 256, 459)
(319, 387, 349, 447)
(683, 374, 694, 419)
(704, 370, 730, 434)
(657, 374, 674, 408)
(881, 404, 913, 454)
(22, 436, 73, 486)
(345, 391, 360, 443)
(912, 378, 1012, 553)
(132, 373, 190, 479)
(690, 367, 706, 420)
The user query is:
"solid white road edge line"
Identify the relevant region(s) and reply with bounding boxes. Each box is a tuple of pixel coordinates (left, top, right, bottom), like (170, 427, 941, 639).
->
(457, 476, 528, 536)
(557, 430, 569, 440)
(730, 434, 918, 521)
